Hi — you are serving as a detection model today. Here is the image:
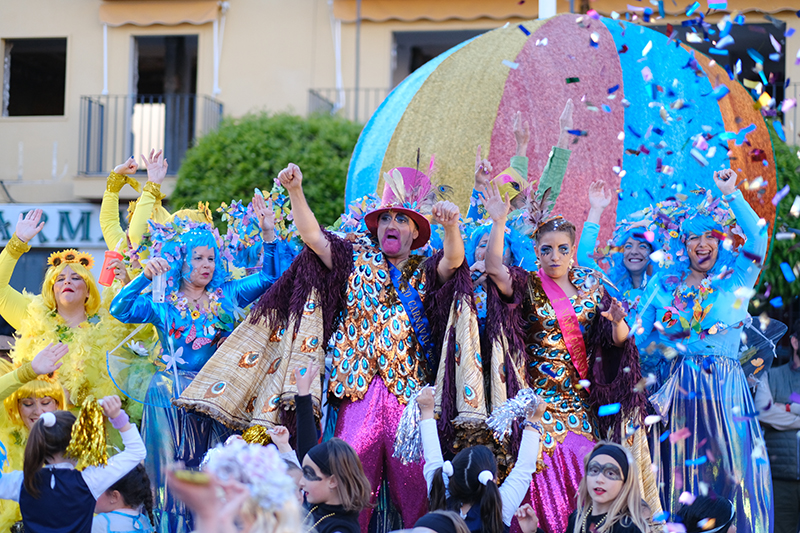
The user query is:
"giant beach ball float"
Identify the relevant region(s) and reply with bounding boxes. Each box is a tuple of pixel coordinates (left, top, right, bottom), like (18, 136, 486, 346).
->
(345, 13, 777, 249)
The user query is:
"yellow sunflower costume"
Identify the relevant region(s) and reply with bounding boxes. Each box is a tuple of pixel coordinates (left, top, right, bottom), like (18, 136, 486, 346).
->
(0, 360, 65, 532)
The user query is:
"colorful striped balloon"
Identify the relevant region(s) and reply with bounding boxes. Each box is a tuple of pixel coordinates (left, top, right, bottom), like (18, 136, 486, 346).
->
(345, 14, 776, 249)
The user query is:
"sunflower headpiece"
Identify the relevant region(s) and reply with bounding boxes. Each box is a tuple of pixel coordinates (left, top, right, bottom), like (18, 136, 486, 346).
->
(47, 250, 95, 270)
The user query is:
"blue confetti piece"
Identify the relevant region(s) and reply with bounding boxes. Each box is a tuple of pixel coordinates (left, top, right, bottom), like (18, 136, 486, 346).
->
(608, 84, 620, 94)
(709, 48, 729, 56)
(709, 1, 728, 9)
(685, 1, 700, 16)
(598, 403, 621, 416)
(658, 0, 665, 17)
(602, 105, 611, 113)
(781, 262, 796, 283)
(660, 431, 670, 442)
(627, 125, 642, 138)
(769, 53, 781, 62)
(685, 359, 701, 372)
(787, 29, 796, 38)
(719, 19, 732, 37)
(748, 48, 764, 64)
(653, 128, 664, 135)
(735, 14, 745, 25)
(686, 456, 708, 466)
(711, 85, 730, 100)
(773, 120, 787, 142)
(518, 24, 530, 36)
(654, 512, 670, 522)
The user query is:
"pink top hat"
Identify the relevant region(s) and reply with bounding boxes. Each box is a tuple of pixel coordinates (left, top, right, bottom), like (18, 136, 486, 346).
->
(364, 167, 433, 250)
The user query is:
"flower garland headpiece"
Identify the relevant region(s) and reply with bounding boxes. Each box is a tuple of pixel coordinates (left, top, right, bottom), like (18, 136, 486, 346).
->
(203, 440, 297, 512)
(47, 249, 95, 270)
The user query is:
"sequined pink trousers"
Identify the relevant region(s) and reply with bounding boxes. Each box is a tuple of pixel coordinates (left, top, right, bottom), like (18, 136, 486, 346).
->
(335, 378, 429, 531)
(514, 431, 595, 533)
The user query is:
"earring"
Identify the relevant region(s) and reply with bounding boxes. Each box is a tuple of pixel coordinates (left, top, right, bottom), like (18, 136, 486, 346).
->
(535, 258, 541, 268)
(569, 258, 575, 267)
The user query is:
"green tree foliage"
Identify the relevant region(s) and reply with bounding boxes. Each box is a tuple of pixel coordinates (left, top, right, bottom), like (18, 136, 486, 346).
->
(756, 121, 800, 300)
(171, 112, 363, 226)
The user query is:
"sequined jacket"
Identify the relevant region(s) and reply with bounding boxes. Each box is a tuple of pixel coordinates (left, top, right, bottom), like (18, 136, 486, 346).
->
(175, 231, 486, 434)
(488, 265, 646, 455)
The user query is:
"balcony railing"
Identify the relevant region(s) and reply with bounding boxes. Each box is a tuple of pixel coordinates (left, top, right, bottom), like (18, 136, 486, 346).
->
(309, 87, 390, 123)
(78, 94, 223, 175)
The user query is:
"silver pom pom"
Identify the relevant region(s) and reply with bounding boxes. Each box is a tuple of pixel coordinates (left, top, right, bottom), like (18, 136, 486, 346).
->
(392, 389, 423, 464)
(486, 388, 544, 442)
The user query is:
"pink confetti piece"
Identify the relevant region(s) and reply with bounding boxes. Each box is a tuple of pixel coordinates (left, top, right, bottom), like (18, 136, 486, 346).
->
(770, 34, 782, 53)
(670, 427, 692, 444)
(679, 491, 696, 505)
(642, 66, 653, 82)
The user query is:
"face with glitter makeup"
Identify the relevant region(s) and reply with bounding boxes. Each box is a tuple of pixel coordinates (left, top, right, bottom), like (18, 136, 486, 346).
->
(377, 211, 418, 261)
(685, 231, 719, 273)
(299, 456, 340, 506)
(536, 230, 575, 280)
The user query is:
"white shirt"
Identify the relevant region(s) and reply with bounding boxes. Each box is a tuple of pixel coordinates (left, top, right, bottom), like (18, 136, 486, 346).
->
(420, 418, 541, 527)
(0, 425, 146, 502)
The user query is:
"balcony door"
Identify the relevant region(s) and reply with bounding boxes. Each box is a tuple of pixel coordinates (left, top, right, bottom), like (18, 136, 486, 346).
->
(132, 35, 198, 172)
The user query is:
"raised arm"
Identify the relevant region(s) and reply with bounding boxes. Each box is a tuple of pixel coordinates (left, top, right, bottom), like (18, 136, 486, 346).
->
(279, 164, 332, 269)
(293, 364, 322, 463)
(714, 170, 768, 290)
(433, 201, 465, 282)
(537, 99, 573, 199)
(82, 396, 146, 498)
(417, 387, 444, 494)
(226, 193, 280, 307)
(577, 181, 611, 269)
(499, 401, 545, 526)
(130, 149, 169, 247)
(100, 157, 140, 251)
(467, 146, 493, 221)
(482, 183, 513, 297)
(0, 210, 45, 330)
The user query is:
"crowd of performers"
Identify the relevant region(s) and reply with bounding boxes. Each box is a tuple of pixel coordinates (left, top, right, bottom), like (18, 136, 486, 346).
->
(0, 104, 776, 533)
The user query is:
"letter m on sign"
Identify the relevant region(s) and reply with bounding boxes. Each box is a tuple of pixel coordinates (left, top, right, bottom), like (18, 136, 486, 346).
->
(57, 211, 91, 242)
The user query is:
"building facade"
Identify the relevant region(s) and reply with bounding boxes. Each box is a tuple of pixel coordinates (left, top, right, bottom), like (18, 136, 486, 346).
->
(0, 0, 797, 288)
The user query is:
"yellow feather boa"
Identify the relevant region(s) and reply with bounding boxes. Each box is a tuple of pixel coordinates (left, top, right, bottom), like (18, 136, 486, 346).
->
(0, 412, 24, 531)
(10, 292, 151, 406)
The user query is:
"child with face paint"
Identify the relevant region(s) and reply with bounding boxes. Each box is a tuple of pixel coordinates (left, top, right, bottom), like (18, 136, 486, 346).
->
(292, 363, 372, 533)
(515, 442, 653, 533)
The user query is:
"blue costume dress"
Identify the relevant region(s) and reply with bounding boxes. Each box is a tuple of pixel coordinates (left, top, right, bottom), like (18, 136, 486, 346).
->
(110, 241, 279, 533)
(576, 221, 667, 385)
(634, 190, 772, 533)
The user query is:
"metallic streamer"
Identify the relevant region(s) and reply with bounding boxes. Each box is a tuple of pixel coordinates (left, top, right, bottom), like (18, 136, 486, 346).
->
(486, 388, 543, 442)
(66, 396, 109, 470)
(242, 425, 272, 445)
(392, 388, 423, 464)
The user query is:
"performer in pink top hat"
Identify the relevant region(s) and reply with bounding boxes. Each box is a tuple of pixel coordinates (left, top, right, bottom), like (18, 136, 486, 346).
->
(176, 161, 486, 530)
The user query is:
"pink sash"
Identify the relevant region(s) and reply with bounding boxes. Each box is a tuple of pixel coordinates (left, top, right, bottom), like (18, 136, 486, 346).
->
(536, 271, 590, 387)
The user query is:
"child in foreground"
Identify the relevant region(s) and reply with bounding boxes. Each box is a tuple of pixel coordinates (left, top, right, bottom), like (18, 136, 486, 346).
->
(0, 395, 146, 533)
(515, 441, 653, 533)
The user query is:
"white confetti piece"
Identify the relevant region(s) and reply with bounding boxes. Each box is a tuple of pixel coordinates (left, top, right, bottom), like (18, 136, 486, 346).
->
(502, 60, 519, 69)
